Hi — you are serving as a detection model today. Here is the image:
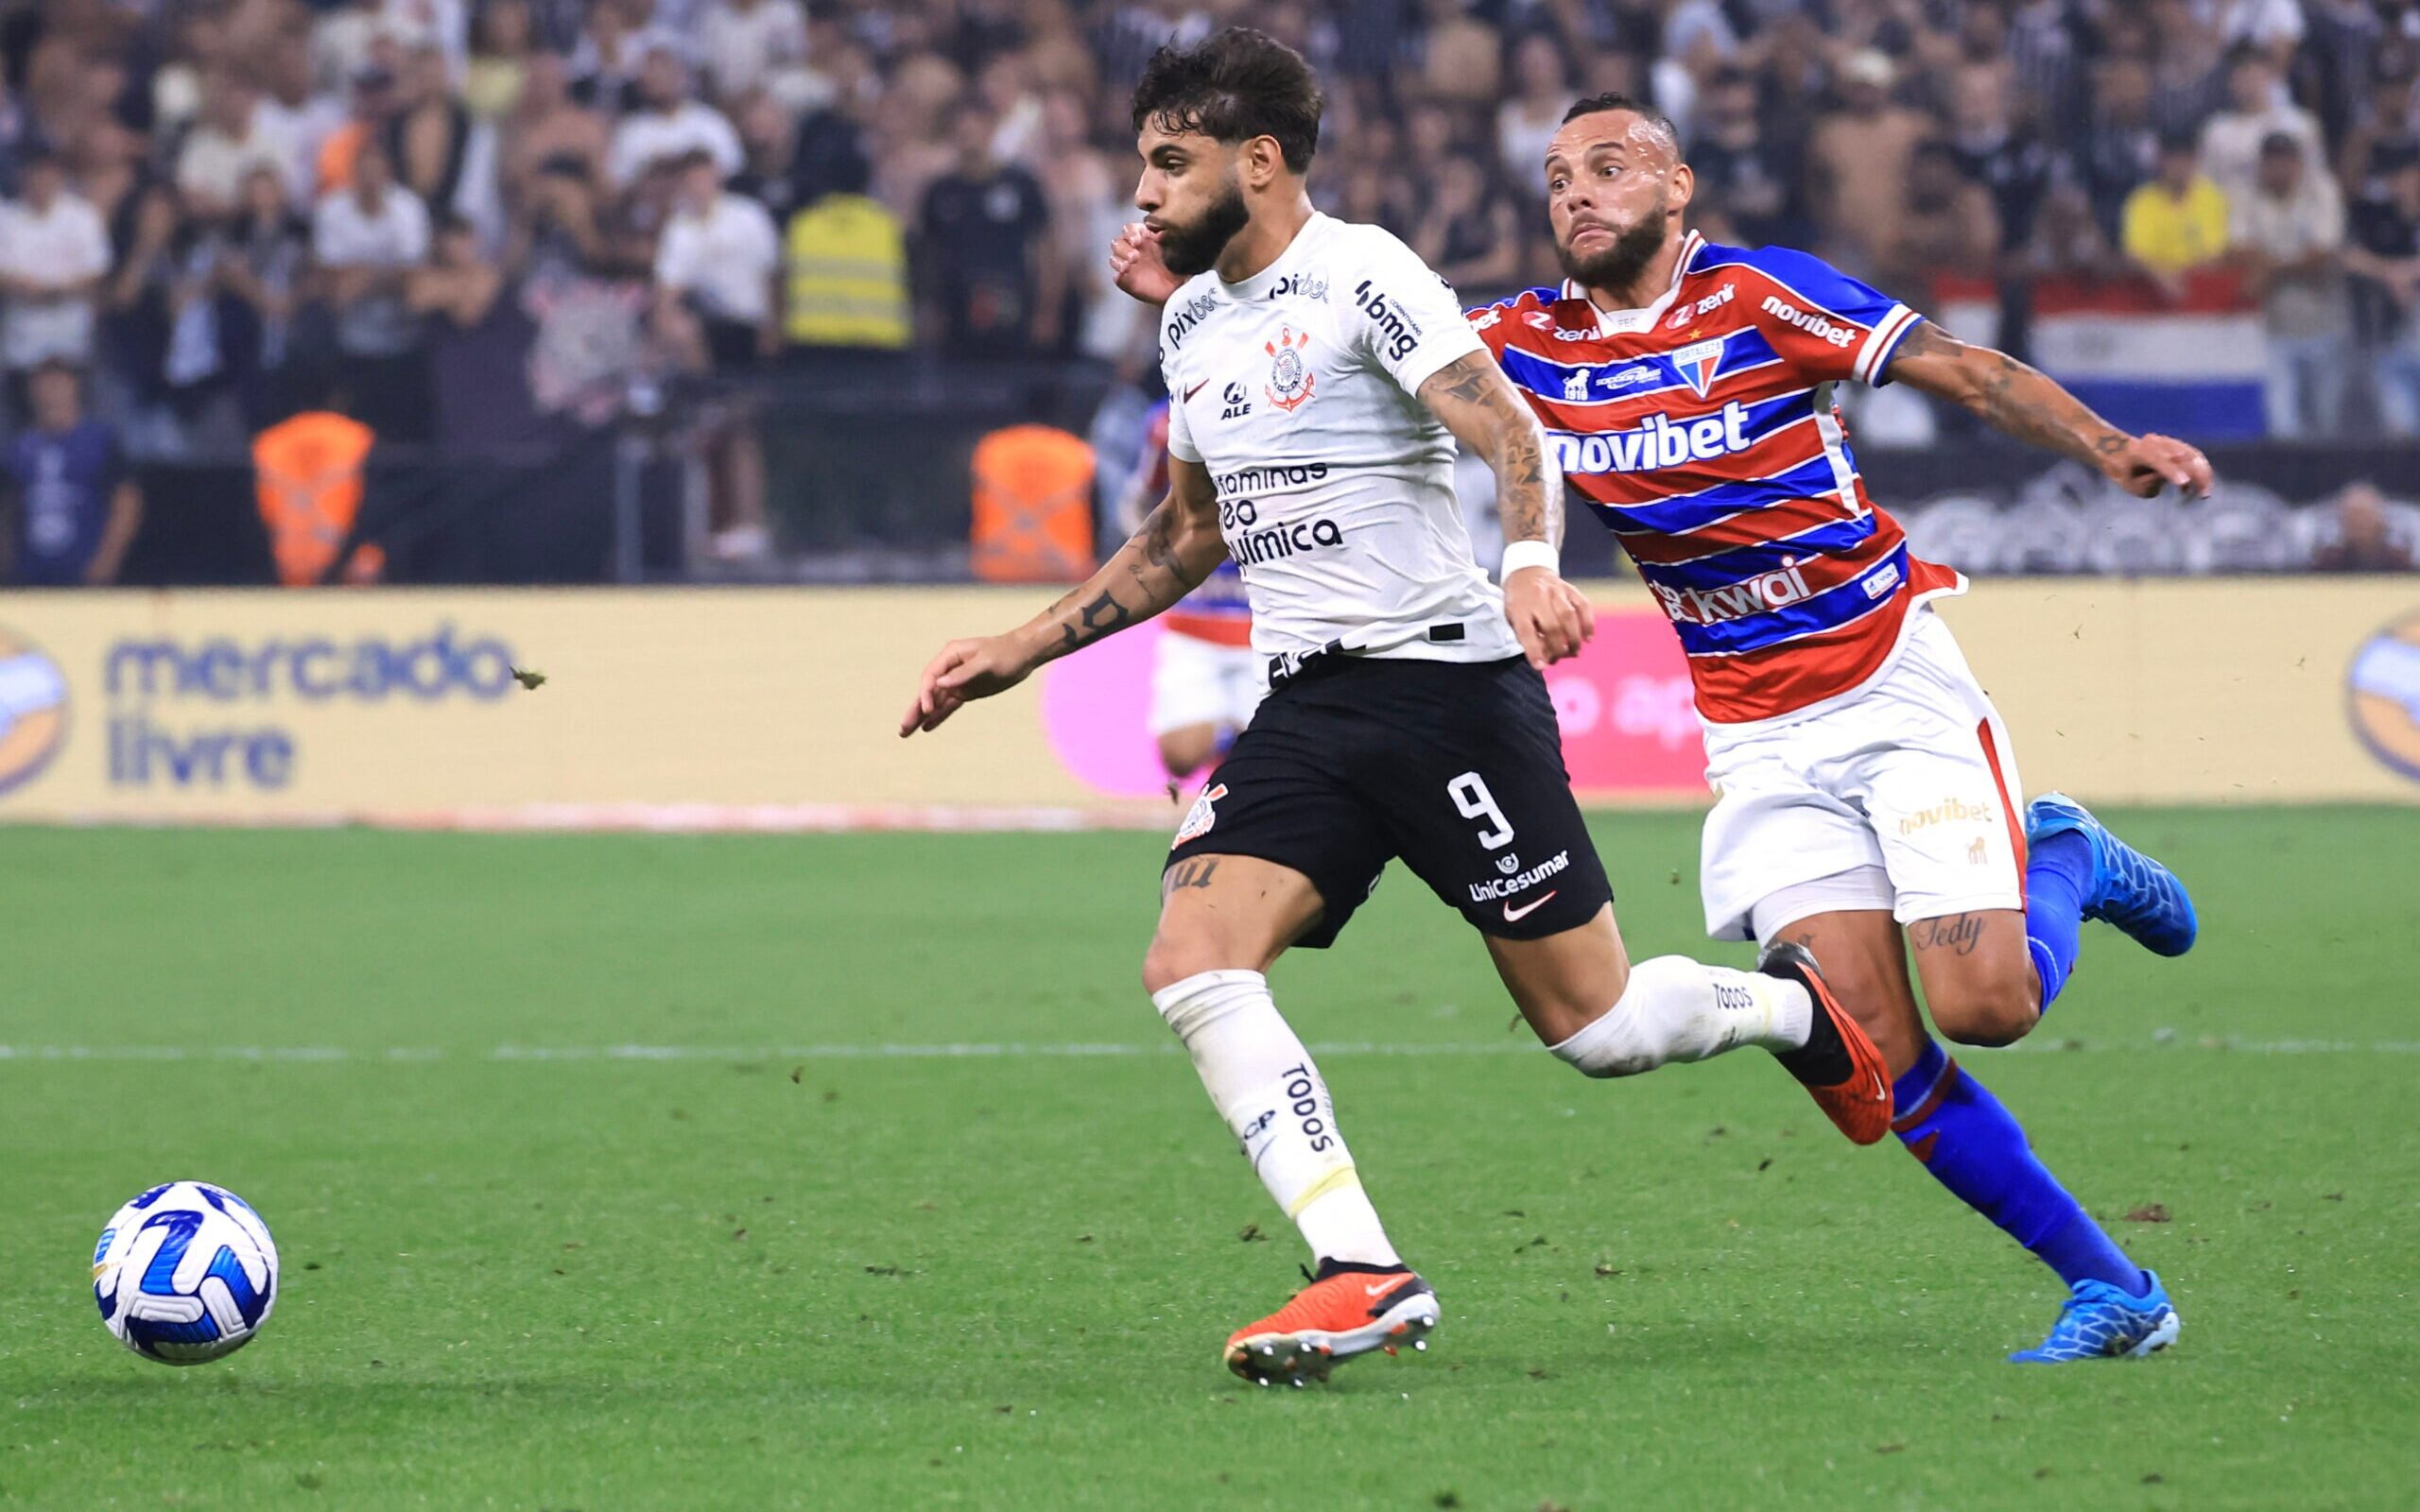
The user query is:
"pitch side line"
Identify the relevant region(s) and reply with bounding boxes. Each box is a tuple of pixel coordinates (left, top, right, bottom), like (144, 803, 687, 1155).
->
(2, 1040, 2417, 1063)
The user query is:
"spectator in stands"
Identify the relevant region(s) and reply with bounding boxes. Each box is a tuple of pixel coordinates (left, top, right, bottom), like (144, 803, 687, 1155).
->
(3, 360, 143, 587)
(389, 39, 504, 247)
(2202, 46, 2325, 200)
(0, 146, 112, 414)
(465, 0, 537, 121)
(915, 103, 1057, 358)
(1687, 64, 1812, 250)
(257, 29, 346, 207)
(2075, 58, 2164, 241)
(1410, 152, 1521, 296)
(607, 42, 742, 192)
(1809, 49, 1928, 278)
(502, 52, 608, 201)
(1496, 32, 1570, 198)
(2122, 130, 2232, 293)
(218, 165, 313, 423)
(727, 90, 803, 223)
(2342, 67, 2420, 208)
(2350, 159, 2420, 436)
(698, 0, 811, 105)
(1887, 142, 2001, 289)
(2312, 481, 2416, 571)
(781, 145, 909, 354)
(1947, 61, 2053, 259)
(2017, 180, 2120, 281)
(409, 212, 541, 453)
(177, 71, 287, 224)
(653, 149, 777, 559)
(2231, 131, 2351, 438)
(311, 138, 433, 442)
(654, 150, 780, 371)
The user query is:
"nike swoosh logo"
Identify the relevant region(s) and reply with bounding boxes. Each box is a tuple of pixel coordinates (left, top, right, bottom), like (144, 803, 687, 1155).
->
(1183, 380, 1210, 401)
(1502, 890, 1558, 923)
(1363, 1281, 1399, 1297)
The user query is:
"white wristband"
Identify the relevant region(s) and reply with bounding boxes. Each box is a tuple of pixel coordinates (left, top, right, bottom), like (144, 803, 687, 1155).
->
(1499, 540, 1560, 579)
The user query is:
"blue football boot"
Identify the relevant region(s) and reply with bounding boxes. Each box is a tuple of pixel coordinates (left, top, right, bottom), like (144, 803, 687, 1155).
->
(2025, 793, 2198, 956)
(2010, 1270, 2181, 1363)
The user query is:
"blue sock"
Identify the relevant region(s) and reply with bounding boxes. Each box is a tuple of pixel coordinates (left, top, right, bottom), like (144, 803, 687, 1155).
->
(2023, 831, 2093, 1012)
(1893, 1040, 2145, 1294)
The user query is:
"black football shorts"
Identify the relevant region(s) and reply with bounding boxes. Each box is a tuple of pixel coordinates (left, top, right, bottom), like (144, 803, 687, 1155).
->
(1164, 654, 1615, 948)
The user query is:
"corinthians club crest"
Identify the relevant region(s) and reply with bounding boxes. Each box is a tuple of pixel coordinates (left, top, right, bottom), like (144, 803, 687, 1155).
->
(1264, 325, 1315, 412)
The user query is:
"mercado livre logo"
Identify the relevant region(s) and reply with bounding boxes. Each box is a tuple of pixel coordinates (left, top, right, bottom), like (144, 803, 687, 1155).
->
(0, 626, 69, 798)
(101, 622, 520, 790)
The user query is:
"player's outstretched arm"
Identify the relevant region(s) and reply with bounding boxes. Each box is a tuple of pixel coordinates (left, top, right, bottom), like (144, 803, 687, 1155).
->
(1886, 322, 2214, 500)
(1415, 350, 1595, 670)
(899, 457, 1230, 737)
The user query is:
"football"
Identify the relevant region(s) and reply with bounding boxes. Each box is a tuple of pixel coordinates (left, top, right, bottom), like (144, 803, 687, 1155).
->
(91, 1182, 279, 1366)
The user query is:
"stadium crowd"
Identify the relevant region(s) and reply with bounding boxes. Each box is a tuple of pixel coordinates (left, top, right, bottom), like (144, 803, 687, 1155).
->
(3, 0, 2420, 578)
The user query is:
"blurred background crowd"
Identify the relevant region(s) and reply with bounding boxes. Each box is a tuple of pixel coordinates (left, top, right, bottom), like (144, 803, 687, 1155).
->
(3, 0, 2416, 585)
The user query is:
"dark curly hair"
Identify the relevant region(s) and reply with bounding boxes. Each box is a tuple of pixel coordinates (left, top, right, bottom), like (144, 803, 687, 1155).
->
(1131, 27, 1323, 173)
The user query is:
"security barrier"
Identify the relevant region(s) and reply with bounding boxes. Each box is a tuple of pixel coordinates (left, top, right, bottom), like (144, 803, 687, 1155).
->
(0, 579, 2412, 827)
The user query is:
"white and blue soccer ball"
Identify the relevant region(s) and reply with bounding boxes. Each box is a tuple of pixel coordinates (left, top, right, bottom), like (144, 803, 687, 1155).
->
(91, 1181, 279, 1365)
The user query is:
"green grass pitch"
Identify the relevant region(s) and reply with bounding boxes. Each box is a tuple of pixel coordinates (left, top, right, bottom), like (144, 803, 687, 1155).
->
(3, 809, 2416, 1509)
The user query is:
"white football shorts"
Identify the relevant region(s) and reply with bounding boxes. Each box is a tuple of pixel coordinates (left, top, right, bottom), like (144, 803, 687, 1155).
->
(1700, 608, 2029, 942)
(1149, 629, 1267, 738)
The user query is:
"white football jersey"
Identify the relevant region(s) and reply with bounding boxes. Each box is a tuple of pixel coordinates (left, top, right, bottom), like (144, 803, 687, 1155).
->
(1159, 214, 1519, 675)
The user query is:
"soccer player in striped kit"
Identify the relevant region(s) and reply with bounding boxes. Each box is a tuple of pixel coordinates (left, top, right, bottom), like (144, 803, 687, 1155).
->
(1472, 95, 2209, 1363)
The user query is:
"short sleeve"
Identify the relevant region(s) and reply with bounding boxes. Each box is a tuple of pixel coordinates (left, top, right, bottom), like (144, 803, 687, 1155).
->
(1162, 369, 1201, 463)
(1343, 228, 1487, 395)
(1740, 247, 1923, 387)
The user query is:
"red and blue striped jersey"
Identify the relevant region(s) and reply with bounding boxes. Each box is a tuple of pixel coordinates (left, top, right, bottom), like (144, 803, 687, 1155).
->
(1470, 232, 1964, 723)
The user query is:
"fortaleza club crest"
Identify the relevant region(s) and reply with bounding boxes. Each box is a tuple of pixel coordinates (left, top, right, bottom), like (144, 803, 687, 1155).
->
(1264, 326, 1315, 412)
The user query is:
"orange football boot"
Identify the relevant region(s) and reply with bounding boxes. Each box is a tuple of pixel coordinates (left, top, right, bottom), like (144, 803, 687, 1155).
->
(1757, 939, 1893, 1145)
(1223, 1262, 1440, 1387)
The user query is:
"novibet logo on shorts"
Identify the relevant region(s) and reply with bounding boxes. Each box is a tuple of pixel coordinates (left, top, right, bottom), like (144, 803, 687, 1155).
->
(0, 627, 69, 798)
(2348, 611, 2420, 783)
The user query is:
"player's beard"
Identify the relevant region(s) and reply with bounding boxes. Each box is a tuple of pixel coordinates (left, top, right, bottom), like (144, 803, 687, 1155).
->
(1557, 194, 1669, 291)
(1156, 174, 1252, 277)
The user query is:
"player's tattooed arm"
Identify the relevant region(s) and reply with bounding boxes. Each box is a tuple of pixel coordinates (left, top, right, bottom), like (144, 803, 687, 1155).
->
(1886, 322, 2214, 499)
(1416, 351, 1562, 549)
(1414, 350, 1595, 668)
(1032, 454, 1229, 660)
(901, 458, 1229, 736)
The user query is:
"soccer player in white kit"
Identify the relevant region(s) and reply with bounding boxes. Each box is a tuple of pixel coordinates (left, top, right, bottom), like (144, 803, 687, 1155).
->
(903, 29, 1892, 1387)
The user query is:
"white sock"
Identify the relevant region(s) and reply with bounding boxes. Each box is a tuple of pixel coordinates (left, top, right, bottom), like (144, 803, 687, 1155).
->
(1151, 969, 1401, 1267)
(1549, 955, 1812, 1077)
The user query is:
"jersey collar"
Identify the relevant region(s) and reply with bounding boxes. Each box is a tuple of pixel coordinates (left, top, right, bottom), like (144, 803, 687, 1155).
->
(1557, 230, 1706, 336)
(1219, 212, 1331, 301)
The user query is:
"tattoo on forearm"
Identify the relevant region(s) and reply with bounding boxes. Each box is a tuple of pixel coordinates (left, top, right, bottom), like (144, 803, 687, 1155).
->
(1909, 913, 1984, 957)
(1900, 323, 2125, 470)
(1162, 857, 1219, 896)
(1426, 352, 1559, 549)
(1057, 588, 1134, 654)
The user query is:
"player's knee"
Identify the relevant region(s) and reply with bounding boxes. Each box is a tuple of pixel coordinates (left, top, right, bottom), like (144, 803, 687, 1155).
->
(1934, 980, 2042, 1048)
(1141, 932, 1250, 1000)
